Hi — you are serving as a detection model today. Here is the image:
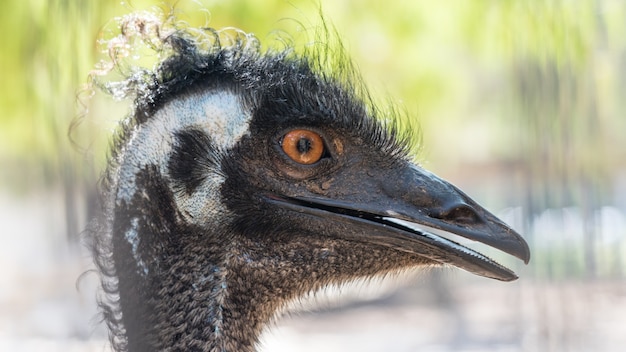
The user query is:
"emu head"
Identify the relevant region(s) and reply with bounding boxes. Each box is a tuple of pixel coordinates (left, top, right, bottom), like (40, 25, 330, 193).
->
(94, 19, 530, 352)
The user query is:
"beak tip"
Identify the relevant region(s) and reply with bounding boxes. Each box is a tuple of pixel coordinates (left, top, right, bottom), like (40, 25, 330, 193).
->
(516, 242, 531, 265)
(507, 274, 520, 282)
(506, 273, 519, 282)
(501, 227, 531, 265)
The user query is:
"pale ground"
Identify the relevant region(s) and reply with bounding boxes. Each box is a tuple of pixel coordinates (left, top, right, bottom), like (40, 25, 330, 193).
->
(1, 191, 625, 352)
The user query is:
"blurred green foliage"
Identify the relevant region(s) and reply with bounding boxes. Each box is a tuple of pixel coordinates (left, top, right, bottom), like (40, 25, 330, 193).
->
(1, 0, 623, 184)
(0, 0, 624, 177)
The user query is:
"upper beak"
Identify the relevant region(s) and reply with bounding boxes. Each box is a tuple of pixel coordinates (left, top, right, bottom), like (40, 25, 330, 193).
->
(265, 161, 530, 281)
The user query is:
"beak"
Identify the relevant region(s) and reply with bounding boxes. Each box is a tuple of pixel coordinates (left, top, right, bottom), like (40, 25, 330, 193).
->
(265, 162, 530, 281)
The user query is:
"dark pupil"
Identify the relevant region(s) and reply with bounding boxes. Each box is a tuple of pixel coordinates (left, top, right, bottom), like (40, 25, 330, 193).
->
(297, 138, 312, 153)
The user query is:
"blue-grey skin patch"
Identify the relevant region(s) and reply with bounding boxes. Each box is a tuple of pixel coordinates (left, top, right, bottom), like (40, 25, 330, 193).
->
(209, 262, 229, 342)
(115, 90, 251, 225)
(124, 217, 148, 275)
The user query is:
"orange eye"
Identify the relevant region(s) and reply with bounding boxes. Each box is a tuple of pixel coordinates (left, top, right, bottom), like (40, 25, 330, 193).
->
(281, 129, 325, 165)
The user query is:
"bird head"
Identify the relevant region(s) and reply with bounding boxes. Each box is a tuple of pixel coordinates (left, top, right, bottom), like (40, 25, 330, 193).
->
(95, 17, 530, 351)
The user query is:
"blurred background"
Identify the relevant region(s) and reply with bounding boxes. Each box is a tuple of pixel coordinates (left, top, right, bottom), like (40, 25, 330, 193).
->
(1, 0, 625, 351)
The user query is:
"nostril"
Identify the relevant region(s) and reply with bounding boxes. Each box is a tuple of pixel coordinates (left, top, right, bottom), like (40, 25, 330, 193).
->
(441, 204, 481, 224)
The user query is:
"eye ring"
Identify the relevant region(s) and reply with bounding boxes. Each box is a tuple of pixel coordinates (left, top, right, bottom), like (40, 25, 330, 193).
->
(281, 129, 325, 165)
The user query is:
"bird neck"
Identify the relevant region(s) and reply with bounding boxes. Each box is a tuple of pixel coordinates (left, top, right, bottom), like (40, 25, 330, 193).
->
(109, 187, 270, 351)
(115, 240, 272, 352)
